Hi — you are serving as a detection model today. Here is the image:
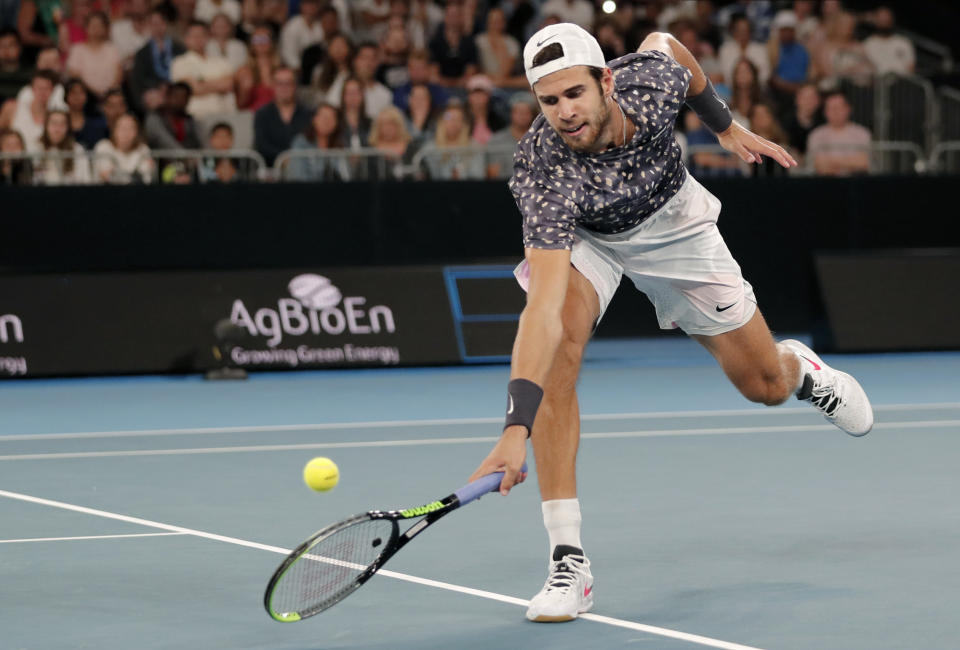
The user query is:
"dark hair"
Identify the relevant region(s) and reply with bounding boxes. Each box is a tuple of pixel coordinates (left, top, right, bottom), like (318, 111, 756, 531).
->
(170, 81, 193, 97)
(531, 42, 604, 87)
(0, 27, 20, 42)
(303, 102, 343, 148)
(210, 122, 233, 135)
(148, 6, 171, 21)
(32, 69, 59, 86)
(187, 19, 209, 31)
(823, 90, 849, 105)
(103, 88, 125, 102)
(316, 34, 353, 91)
(729, 13, 750, 31)
(85, 10, 109, 28)
(355, 42, 378, 56)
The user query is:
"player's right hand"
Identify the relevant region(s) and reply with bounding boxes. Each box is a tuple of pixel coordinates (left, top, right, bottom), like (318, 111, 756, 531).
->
(468, 426, 529, 496)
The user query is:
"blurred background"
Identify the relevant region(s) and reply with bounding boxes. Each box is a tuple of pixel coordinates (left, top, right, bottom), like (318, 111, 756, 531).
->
(1, 0, 959, 377)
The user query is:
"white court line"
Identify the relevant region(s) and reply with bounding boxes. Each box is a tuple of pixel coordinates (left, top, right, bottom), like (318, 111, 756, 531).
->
(1, 402, 956, 442)
(0, 488, 763, 650)
(0, 532, 187, 544)
(0, 420, 958, 462)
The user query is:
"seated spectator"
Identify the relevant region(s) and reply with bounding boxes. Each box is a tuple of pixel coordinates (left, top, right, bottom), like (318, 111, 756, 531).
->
(60, 0, 92, 48)
(64, 78, 108, 149)
(100, 87, 127, 130)
(35, 109, 91, 184)
(144, 81, 202, 149)
(130, 8, 186, 112)
(464, 73, 503, 145)
(747, 102, 789, 176)
(353, 0, 391, 44)
(339, 76, 371, 149)
(863, 5, 914, 75)
(328, 42, 391, 119)
(195, 0, 240, 26)
(110, 0, 150, 66)
(782, 82, 822, 158)
(767, 11, 809, 111)
(288, 103, 348, 181)
(253, 66, 309, 165)
(11, 69, 56, 150)
(682, 110, 741, 176)
(782, 0, 820, 47)
(418, 102, 483, 180)
(812, 11, 873, 88)
(487, 91, 536, 178)
(718, 14, 770, 86)
(474, 7, 519, 86)
(196, 120, 249, 182)
(14, 47, 66, 114)
(392, 47, 447, 112)
(206, 13, 246, 71)
(168, 0, 198, 43)
(595, 18, 627, 62)
(0, 29, 33, 104)
(279, 0, 323, 69)
(236, 23, 280, 111)
(538, 0, 593, 31)
(0, 127, 32, 184)
(404, 82, 436, 141)
(300, 31, 351, 108)
(428, 1, 477, 88)
(369, 104, 412, 176)
(730, 58, 763, 125)
(376, 21, 411, 91)
(94, 112, 154, 182)
(298, 5, 343, 84)
(807, 90, 871, 176)
(675, 22, 725, 96)
(15, 0, 59, 63)
(65, 12, 122, 98)
(171, 20, 236, 117)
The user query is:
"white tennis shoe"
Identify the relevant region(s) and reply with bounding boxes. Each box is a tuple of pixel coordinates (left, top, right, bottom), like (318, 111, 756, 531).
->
(526, 545, 594, 622)
(781, 339, 874, 436)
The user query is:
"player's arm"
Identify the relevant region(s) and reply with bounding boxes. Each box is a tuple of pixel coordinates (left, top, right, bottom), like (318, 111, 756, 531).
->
(638, 32, 797, 169)
(468, 247, 571, 494)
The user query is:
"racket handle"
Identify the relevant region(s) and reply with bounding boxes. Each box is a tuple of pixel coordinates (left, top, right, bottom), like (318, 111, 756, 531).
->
(454, 463, 528, 506)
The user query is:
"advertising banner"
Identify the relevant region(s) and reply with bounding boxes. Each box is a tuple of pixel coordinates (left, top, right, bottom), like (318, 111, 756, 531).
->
(0, 267, 461, 377)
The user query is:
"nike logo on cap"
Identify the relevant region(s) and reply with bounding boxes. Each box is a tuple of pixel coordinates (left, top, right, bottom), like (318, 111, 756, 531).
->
(536, 34, 557, 47)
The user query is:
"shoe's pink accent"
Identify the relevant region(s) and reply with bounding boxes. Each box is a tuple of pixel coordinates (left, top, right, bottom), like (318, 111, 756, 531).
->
(799, 354, 821, 370)
(584, 586, 592, 597)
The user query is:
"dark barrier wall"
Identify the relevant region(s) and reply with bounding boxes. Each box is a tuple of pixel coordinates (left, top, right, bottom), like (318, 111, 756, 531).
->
(2, 176, 960, 340)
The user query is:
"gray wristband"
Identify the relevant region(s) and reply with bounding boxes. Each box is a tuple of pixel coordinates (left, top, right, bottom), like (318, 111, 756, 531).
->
(504, 378, 544, 438)
(685, 78, 733, 134)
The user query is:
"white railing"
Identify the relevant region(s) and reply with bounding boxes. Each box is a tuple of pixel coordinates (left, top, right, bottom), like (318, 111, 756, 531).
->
(149, 148, 267, 183)
(929, 141, 960, 174)
(410, 144, 516, 180)
(274, 147, 397, 182)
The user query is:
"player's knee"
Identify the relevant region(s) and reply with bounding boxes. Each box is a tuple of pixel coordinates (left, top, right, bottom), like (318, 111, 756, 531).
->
(738, 373, 791, 406)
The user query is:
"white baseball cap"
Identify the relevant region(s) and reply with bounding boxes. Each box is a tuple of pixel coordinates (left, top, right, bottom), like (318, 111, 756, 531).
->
(523, 23, 607, 86)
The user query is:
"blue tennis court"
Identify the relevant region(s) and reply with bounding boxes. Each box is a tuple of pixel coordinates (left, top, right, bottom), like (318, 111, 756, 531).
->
(2, 338, 959, 650)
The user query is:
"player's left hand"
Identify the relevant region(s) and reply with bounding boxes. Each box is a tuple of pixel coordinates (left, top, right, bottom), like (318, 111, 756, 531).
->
(717, 120, 798, 168)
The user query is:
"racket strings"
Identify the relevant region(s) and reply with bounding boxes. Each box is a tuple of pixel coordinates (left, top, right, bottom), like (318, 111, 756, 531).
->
(270, 518, 395, 616)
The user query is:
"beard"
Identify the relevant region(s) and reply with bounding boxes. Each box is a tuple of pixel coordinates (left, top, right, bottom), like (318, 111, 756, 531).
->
(556, 98, 613, 153)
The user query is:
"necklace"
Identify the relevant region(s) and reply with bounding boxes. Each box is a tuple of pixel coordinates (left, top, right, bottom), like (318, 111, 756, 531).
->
(616, 97, 627, 147)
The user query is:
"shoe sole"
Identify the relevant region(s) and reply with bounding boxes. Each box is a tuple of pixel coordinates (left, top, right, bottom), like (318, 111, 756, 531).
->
(526, 597, 593, 623)
(781, 339, 874, 436)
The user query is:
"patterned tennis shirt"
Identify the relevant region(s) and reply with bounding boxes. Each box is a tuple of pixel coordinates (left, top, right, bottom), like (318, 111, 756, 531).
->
(509, 50, 692, 250)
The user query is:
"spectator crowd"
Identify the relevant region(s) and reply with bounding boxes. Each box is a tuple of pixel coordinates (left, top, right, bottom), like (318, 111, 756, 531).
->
(0, 0, 923, 185)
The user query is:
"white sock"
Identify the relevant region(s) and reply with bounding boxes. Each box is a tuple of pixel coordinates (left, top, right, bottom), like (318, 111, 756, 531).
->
(778, 344, 806, 393)
(542, 498, 582, 554)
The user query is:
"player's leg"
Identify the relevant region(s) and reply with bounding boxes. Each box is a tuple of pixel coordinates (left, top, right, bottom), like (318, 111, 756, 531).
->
(527, 266, 599, 623)
(693, 309, 874, 435)
(691, 309, 801, 406)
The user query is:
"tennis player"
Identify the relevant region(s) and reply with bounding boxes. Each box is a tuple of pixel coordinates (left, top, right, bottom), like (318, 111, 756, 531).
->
(469, 24, 874, 623)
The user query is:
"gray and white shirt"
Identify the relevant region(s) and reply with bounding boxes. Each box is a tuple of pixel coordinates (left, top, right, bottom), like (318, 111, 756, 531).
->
(509, 50, 692, 250)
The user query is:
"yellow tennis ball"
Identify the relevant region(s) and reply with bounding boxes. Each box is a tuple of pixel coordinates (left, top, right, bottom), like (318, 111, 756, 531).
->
(303, 457, 339, 492)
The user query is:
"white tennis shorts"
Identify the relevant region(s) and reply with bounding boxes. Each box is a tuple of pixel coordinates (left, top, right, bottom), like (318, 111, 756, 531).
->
(514, 173, 757, 337)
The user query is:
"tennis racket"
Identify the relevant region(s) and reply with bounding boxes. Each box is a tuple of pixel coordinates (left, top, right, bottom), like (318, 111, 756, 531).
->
(264, 463, 527, 622)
